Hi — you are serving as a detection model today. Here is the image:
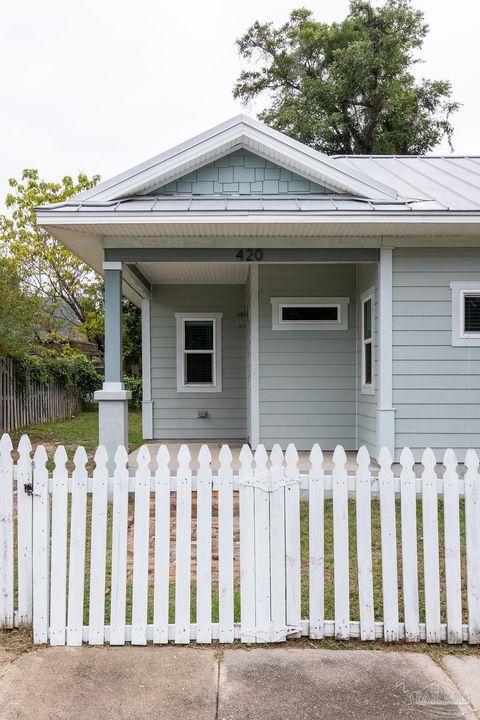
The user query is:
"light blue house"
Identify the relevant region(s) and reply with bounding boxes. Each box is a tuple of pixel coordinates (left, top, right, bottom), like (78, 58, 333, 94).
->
(37, 115, 480, 461)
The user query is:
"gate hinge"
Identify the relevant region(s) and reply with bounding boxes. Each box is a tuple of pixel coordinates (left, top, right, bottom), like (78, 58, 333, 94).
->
(24, 483, 34, 496)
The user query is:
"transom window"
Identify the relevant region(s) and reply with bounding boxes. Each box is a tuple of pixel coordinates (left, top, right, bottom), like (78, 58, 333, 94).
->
(271, 297, 350, 331)
(176, 313, 223, 392)
(361, 288, 375, 393)
(280, 304, 340, 323)
(450, 282, 480, 346)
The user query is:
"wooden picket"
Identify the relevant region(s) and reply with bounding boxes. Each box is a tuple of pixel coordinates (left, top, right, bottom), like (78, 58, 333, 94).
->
(2, 436, 480, 646)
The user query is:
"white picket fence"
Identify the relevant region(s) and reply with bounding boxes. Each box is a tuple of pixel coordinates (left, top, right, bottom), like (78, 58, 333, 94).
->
(1, 433, 480, 645)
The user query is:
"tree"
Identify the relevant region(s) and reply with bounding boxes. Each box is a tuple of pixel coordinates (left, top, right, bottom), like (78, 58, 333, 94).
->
(0, 169, 101, 343)
(0, 256, 48, 356)
(233, 0, 459, 154)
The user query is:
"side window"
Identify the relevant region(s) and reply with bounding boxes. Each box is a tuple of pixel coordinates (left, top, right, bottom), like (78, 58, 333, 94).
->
(450, 282, 480, 346)
(361, 288, 375, 393)
(175, 313, 223, 392)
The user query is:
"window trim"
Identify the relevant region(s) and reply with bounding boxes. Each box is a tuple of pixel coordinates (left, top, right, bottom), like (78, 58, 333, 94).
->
(360, 287, 375, 395)
(175, 313, 223, 392)
(271, 296, 350, 331)
(450, 281, 480, 346)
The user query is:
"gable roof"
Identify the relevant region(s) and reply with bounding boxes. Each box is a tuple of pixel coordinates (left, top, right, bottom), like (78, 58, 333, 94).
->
(71, 114, 400, 203)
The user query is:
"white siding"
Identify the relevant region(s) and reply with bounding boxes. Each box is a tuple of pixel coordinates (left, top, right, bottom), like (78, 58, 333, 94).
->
(150, 284, 247, 440)
(393, 248, 480, 459)
(258, 264, 357, 450)
(356, 264, 378, 457)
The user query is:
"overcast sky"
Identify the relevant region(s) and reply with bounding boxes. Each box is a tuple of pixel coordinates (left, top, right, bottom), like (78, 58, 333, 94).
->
(1, 0, 479, 206)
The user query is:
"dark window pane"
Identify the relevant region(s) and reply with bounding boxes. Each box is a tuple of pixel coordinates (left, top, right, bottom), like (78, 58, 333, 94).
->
(464, 295, 480, 333)
(281, 306, 338, 322)
(364, 343, 372, 385)
(185, 321, 213, 350)
(186, 353, 213, 384)
(363, 299, 372, 340)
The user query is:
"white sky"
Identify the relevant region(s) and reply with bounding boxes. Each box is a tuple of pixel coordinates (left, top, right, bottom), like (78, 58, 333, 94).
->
(1, 0, 479, 206)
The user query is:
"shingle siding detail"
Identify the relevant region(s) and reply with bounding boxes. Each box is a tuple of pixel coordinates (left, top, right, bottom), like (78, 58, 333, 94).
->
(156, 150, 329, 195)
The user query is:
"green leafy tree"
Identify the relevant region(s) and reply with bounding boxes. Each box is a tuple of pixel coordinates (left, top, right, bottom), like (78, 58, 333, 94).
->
(233, 0, 459, 154)
(0, 169, 101, 341)
(0, 256, 48, 356)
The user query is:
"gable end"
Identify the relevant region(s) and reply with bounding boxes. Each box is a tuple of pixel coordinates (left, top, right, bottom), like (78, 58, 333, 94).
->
(150, 151, 334, 195)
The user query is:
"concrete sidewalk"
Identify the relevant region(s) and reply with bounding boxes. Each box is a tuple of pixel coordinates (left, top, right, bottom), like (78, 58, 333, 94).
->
(0, 646, 478, 719)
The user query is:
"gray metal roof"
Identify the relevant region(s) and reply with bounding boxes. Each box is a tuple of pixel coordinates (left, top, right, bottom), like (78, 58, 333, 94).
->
(333, 156, 480, 211)
(38, 157, 480, 218)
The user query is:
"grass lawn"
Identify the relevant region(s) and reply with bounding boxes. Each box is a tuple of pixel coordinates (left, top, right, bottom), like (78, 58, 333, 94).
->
(9, 408, 143, 469)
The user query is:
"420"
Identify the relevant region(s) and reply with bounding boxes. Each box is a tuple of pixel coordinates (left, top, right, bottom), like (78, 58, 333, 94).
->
(235, 249, 264, 261)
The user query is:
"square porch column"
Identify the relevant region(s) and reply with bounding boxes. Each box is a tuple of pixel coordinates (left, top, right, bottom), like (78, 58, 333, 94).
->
(377, 247, 395, 457)
(94, 262, 131, 465)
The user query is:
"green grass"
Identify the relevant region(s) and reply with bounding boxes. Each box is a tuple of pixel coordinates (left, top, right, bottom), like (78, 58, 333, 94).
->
(10, 407, 143, 469)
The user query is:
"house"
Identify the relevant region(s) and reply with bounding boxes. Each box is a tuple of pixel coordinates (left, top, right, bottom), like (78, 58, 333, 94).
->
(36, 115, 480, 462)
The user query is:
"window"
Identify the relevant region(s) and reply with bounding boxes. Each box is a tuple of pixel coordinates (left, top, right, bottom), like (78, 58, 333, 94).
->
(361, 288, 375, 393)
(175, 313, 222, 392)
(271, 297, 350, 331)
(450, 282, 480, 346)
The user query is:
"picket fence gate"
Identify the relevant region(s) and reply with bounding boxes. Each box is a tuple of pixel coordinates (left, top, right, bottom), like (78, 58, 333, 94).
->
(1, 433, 480, 646)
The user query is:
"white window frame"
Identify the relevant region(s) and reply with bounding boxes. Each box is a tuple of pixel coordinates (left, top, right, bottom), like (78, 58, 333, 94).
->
(175, 313, 223, 392)
(361, 287, 375, 395)
(450, 282, 480, 346)
(271, 296, 350, 331)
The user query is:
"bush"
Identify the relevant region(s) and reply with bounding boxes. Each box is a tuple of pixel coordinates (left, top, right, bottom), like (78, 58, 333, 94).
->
(12, 352, 102, 401)
(123, 375, 142, 407)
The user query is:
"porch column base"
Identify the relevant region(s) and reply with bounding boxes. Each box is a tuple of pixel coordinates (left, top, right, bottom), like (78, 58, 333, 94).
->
(376, 407, 395, 459)
(94, 382, 132, 468)
(142, 401, 154, 440)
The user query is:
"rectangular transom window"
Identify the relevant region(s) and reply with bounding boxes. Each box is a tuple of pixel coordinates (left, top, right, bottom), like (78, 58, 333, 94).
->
(175, 313, 223, 392)
(271, 297, 350, 331)
(361, 288, 375, 393)
(450, 282, 480, 346)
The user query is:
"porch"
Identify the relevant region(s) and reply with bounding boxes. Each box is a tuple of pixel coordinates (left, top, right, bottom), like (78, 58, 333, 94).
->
(95, 249, 395, 463)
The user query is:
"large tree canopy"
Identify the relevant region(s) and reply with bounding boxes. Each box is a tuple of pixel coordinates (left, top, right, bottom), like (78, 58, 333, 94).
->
(233, 0, 459, 154)
(0, 169, 101, 338)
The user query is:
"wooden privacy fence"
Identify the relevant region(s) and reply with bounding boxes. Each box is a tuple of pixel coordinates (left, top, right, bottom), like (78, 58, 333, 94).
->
(0, 357, 78, 432)
(1, 433, 480, 646)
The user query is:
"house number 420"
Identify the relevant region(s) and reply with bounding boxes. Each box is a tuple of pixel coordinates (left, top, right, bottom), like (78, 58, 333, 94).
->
(236, 249, 264, 261)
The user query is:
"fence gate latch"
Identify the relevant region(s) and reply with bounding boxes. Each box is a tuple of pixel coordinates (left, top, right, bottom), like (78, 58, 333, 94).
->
(24, 483, 34, 496)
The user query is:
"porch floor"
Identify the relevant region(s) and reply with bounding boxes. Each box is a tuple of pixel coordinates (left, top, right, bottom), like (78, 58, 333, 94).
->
(128, 442, 379, 472)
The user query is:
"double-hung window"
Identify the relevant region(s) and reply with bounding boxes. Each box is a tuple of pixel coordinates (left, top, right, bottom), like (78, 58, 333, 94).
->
(450, 282, 480, 346)
(176, 313, 222, 392)
(361, 288, 375, 393)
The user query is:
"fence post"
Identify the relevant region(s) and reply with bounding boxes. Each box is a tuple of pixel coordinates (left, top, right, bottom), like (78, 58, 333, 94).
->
(17, 435, 33, 625)
(0, 434, 14, 628)
(32, 445, 49, 643)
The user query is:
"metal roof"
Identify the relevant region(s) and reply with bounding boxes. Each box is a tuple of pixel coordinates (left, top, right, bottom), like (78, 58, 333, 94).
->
(333, 156, 480, 211)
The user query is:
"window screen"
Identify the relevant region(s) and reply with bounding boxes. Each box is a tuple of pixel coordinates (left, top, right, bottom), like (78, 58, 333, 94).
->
(281, 305, 339, 322)
(464, 295, 480, 334)
(185, 353, 213, 383)
(183, 320, 214, 385)
(362, 294, 373, 388)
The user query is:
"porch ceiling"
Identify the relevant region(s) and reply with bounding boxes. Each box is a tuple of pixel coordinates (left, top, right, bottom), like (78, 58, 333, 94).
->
(138, 261, 249, 284)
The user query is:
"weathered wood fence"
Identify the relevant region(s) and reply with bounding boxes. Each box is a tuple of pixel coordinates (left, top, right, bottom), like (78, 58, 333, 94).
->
(0, 357, 78, 432)
(1, 434, 480, 646)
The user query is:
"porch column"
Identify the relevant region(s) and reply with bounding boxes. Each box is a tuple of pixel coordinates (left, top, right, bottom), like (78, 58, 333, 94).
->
(94, 262, 131, 466)
(141, 297, 153, 439)
(248, 265, 260, 448)
(377, 247, 395, 457)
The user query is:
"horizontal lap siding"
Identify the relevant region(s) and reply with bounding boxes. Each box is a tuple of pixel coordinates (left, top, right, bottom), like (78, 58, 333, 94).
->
(151, 284, 247, 440)
(258, 264, 356, 450)
(393, 248, 480, 460)
(356, 264, 378, 457)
